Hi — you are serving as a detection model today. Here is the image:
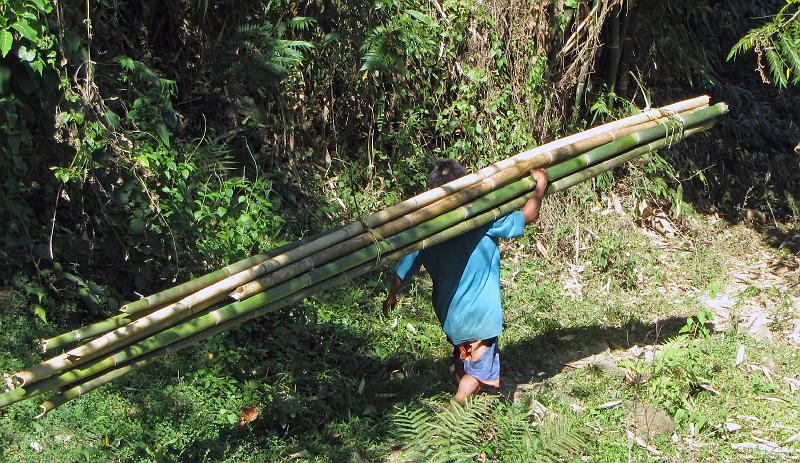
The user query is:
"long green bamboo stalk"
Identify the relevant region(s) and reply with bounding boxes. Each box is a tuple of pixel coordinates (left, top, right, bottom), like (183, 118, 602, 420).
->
(109, 98, 714, 314)
(35, 358, 149, 418)
(0, 258, 381, 409)
(119, 254, 268, 315)
(231, 104, 724, 301)
(30, 105, 710, 366)
(42, 311, 152, 354)
(406, 122, 715, 254)
(228, 113, 708, 300)
(361, 96, 709, 225)
(41, 231, 333, 354)
(119, 227, 338, 315)
(1, 118, 720, 410)
(41, 228, 345, 353)
(10, 103, 724, 387)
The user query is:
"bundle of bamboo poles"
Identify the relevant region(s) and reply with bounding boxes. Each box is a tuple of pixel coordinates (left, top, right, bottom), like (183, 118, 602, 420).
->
(0, 96, 727, 416)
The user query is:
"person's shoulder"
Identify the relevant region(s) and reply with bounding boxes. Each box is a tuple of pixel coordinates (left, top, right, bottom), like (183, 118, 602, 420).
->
(487, 211, 525, 238)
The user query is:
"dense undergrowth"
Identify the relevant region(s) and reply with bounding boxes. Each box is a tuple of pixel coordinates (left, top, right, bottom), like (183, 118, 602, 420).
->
(1, 0, 799, 461)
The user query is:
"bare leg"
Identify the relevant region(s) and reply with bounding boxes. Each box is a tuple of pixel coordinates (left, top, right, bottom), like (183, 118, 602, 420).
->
(454, 373, 481, 405)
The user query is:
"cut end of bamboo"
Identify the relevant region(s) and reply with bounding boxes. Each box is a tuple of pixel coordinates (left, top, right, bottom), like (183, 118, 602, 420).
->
(39, 340, 48, 353)
(11, 373, 28, 387)
(119, 305, 131, 313)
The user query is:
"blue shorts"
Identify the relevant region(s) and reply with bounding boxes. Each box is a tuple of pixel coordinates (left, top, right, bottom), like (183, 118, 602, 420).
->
(452, 337, 500, 386)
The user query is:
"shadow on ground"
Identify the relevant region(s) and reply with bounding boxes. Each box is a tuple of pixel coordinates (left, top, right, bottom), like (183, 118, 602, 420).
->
(135, 313, 689, 462)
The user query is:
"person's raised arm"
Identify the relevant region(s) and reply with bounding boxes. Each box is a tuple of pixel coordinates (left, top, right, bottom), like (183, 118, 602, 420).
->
(521, 168, 548, 224)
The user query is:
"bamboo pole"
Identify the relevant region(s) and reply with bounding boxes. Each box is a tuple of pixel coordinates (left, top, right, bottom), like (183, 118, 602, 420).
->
(10, 103, 725, 387)
(42, 311, 149, 354)
(229, 108, 709, 300)
(119, 254, 267, 315)
(231, 104, 725, 301)
(119, 228, 337, 314)
(1, 259, 380, 409)
(35, 358, 149, 418)
(1, 117, 721, 410)
(42, 228, 344, 352)
(107, 97, 714, 313)
(407, 122, 715, 255)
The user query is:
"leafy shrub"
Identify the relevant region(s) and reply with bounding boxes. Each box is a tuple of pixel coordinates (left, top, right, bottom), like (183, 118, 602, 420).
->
(621, 311, 716, 426)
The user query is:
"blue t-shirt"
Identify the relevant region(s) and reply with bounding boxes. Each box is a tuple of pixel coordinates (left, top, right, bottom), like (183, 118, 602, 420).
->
(394, 211, 526, 344)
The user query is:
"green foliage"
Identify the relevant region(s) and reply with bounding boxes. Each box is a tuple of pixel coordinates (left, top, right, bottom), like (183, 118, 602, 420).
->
(728, 0, 800, 87)
(227, 5, 315, 91)
(0, 0, 55, 72)
(620, 315, 715, 426)
(359, 5, 437, 74)
(392, 395, 589, 462)
(586, 231, 651, 290)
(0, 0, 797, 462)
(678, 308, 712, 339)
(0, 1, 60, 258)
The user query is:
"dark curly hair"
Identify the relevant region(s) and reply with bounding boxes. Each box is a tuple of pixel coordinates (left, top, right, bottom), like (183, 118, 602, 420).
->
(426, 158, 467, 187)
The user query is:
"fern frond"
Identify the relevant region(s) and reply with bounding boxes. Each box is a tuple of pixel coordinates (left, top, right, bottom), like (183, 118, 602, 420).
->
(727, 32, 758, 60)
(537, 414, 590, 462)
(391, 395, 496, 462)
(287, 16, 316, 31)
(766, 46, 789, 87)
(778, 35, 800, 83)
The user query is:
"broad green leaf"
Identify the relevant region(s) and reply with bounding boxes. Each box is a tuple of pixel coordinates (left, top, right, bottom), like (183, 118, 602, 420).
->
(118, 56, 135, 71)
(30, 57, 43, 74)
(321, 31, 340, 47)
(16, 11, 37, 21)
(11, 21, 37, 42)
(0, 30, 12, 57)
(405, 9, 431, 24)
(216, 206, 227, 217)
(105, 110, 121, 129)
(33, 305, 48, 324)
(156, 123, 170, 147)
(30, 0, 53, 13)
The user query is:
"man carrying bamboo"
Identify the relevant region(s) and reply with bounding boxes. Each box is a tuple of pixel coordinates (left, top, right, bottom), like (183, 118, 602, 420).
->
(384, 159, 548, 404)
